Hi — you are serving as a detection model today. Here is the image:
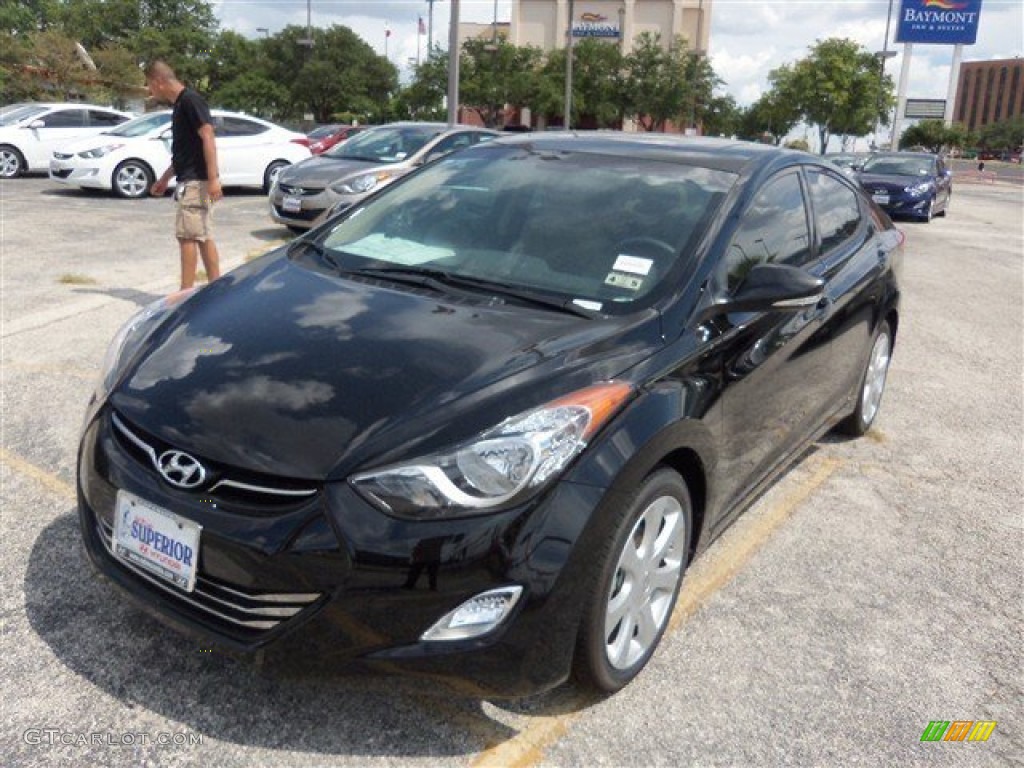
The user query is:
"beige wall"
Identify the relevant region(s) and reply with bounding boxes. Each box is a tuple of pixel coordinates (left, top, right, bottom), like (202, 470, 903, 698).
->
(512, 0, 712, 54)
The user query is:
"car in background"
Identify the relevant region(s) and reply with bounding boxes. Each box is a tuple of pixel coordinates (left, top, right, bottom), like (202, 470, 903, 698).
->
(856, 151, 951, 222)
(269, 122, 499, 230)
(49, 110, 311, 198)
(0, 102, 132, 178)
(309, 124, 367, 155)
(825, 152, 869, 175)
(79, 134, 901, 697)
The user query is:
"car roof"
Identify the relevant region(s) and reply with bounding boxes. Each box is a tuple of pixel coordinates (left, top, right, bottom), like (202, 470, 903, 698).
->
(489, 131, 800, 174)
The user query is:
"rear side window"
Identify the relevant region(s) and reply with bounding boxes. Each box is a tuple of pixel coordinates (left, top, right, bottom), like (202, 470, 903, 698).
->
(806, 170, 862, 253)
(217, 116, 268, 137)
(722, 172, 813, 291)
(89, 110, 127, 127)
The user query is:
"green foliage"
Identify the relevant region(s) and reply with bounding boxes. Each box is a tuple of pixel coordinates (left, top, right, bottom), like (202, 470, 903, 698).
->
(899, 119, 966, 152)
(459, 38, 544, 127)
(392, 48, 448, 121)
(975, 116, 1024, 152)
(737, 93, 800, 145)
(784, 138, 810, 151)
(623, 33, 691, 131)
(770, 38, 894, 153)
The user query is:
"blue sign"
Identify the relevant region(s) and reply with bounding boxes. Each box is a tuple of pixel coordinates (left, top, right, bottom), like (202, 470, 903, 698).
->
(896, 0, 983, 45)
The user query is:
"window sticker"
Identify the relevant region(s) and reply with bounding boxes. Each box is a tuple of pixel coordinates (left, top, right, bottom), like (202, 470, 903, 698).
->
(613, 254, 654, 275)
(572, 299, 603, 312)
(604, 272, 645, 292)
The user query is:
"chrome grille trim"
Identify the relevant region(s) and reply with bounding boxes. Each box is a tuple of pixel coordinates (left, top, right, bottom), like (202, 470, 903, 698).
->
(96, 516, 320, 630)
(111, 412, 318, 499)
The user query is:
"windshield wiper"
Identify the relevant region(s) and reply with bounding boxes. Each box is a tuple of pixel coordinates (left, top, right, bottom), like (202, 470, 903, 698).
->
(346, 266, 600, 318)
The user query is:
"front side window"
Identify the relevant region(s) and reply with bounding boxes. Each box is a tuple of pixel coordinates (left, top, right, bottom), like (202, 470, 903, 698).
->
(106, 112, 171, 137)
(40, 109, 88, 128)
(806, 170, 862, 253)
(721, 172, 812, 292)
(312, 145, 735, 314)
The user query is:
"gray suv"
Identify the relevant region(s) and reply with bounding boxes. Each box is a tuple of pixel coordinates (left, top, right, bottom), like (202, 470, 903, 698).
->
(269, 122, 498, 231)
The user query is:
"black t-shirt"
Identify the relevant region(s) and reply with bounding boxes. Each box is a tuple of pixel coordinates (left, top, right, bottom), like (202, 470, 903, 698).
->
(172, 88, 214, 182)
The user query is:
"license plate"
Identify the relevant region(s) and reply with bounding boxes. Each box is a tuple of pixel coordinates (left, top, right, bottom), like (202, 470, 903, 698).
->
(282, 195, 303, 213)
(113, 490, 201, 592)
(872, 194, 889, 205)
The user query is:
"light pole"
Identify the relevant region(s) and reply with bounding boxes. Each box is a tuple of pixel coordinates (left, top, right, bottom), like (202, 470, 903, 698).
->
(447, 0, 460, 125)
(565, 0, 575, 129)
(873, 0, 896, 150)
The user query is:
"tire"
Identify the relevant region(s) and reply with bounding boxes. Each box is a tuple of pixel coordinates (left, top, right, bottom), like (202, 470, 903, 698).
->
(112, 160, 154, 199)
(263, 160, 289, 193)
(573, 468, 692, 693)
(919, 198, 933, 223)
(837, 320, 893, 437)
(937, 190, 949, 217)
(0, 145, 26, 178)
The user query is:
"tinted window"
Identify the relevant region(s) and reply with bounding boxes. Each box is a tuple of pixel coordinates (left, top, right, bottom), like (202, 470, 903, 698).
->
(40, 109, 88, 128)
(327, 125, 442, 163)
(218, 116, 268, 137)
(425, 132, 480, 161)
(106, 112, 172, 137)
(89, 109, 127, 127)
(722, 172, 812, 292)
(807, 170, 862, 253)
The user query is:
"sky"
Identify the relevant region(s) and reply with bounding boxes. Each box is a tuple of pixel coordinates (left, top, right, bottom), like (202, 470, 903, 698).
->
(211, 1, 1024, 145)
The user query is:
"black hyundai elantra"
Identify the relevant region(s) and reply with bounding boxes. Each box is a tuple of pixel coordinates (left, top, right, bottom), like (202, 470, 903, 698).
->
(78, 133, 902, 697)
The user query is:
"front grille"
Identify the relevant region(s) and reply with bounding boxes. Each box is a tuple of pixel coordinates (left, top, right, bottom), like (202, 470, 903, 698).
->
(277, 183, 321, 196)
(94, 514, 321, 634)
(51, 169, 72, 178)
(273, 204, 321, 222)
(111, 411, 319, 511)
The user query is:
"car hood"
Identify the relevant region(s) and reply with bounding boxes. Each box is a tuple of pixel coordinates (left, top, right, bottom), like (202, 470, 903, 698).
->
(859, 172, 934, 190)
(276, 155, 394, 188)
(53, 133, 154, 155)
(110, 255, 661, 480)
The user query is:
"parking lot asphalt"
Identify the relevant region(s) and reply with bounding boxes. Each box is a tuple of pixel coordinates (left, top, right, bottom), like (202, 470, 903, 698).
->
(2, 175, 1021, 767)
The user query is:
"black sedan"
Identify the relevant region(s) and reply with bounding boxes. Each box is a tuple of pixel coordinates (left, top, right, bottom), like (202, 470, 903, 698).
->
(857, 151, 952, 222)
(78, 134, 902, 697)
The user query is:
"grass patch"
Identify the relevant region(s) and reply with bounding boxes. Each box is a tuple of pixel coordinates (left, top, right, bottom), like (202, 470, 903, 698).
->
(58, 273, 98, 285)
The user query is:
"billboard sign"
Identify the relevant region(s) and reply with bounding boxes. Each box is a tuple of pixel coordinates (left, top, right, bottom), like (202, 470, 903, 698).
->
(896, 0, 983, 45)
(904, 98, 946, 118)
(572, 12, 620, 38)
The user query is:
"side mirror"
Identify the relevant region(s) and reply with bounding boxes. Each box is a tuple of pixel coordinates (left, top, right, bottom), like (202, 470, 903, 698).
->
(694, 263, 825, 324)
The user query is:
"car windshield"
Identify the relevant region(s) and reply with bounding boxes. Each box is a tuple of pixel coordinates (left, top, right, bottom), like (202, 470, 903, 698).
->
(324, 125, 441, 163)
(861, 155, 935, 176)
(104, 112, 171, 137)
(0, 105, 48, 126)
(313, 144, 735, 315)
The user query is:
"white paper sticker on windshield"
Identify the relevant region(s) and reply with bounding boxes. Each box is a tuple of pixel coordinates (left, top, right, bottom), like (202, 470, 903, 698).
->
(613, 255, 654, 275)
(340, 234, 453, 265)
(572, 299, 603, 312)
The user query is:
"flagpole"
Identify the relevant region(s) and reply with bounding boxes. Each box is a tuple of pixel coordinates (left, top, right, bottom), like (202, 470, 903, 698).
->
(417, 18, 422, 66)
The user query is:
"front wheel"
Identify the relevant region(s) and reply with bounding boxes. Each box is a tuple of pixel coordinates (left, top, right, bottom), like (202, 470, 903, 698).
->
(112, 160, 154, 199)
(837, 320, 892, 437)
(573, 468, 692, 693)
(0, 145, 26, 178)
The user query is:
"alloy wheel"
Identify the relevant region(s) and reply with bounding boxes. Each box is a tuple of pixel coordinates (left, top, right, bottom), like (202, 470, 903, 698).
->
(115, 164, 150, 198)
(860, 330, 891, 427)
(0, 148, 23, 178)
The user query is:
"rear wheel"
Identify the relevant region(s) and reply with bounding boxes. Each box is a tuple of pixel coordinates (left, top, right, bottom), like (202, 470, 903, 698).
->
(0, 145, 26, 178)
(837, 320, 892, 437)
(112, 160, 154, 199)
(263, 160, 289, 193)
(573, 468, 691, 693)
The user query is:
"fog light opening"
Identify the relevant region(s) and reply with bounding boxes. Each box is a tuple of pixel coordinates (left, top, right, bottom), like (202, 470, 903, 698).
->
(420, 586, 523, 642)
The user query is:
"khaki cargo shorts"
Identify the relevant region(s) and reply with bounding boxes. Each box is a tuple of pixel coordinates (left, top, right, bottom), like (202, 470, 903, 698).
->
(174, 180, 214, 242)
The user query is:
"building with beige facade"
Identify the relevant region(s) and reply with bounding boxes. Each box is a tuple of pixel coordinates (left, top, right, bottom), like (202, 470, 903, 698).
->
(511, 0, 712, 54)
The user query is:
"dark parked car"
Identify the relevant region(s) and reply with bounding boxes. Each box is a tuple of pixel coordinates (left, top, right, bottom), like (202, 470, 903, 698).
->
(856, 151, 951, 222)
(78, 134, 902, 697)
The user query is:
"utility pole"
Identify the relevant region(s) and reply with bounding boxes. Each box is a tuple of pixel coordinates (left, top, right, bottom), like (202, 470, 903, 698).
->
(447, 0, 460, 125)
(428, 0, 436, 53)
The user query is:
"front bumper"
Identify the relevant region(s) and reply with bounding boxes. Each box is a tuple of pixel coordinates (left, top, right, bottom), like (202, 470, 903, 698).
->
(77, 407, 606, 696)
(869, 189, 934, 217)
(268, 185, 339, 229)
(49, 158, 108, 190)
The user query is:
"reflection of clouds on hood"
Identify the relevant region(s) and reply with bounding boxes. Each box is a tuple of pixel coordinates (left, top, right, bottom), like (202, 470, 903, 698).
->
(254, 271, 288, 293)
(187, 376, 334, 414)
(129, 327, 232, 391)
(294, 292, 369, 340)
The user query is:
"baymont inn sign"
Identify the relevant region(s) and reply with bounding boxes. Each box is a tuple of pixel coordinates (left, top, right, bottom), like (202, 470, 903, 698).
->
(896, 0, 983, 45)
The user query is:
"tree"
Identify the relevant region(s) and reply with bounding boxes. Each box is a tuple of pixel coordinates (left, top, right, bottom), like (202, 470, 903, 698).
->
(459, 38, 544, 127)
(394, 48, 448, 121)
(91, 43, 144, 108)
(567, 38, 625, 128)
(701, 93, 741, 137)
(737, 92, 800, 145)
(772, 38, 893, 153)
(976, 116, 1024, 155)
(899, 119, 967, 152)
(622, 33, 693, 132)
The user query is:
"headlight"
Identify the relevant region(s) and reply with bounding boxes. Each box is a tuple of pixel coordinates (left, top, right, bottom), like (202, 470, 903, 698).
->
(351, 382, 633, 518)
(77, 144, 124, 159)
(330, 170, 394, 195)
(905, 181, 932, 197)
(96, 289, 197, 398)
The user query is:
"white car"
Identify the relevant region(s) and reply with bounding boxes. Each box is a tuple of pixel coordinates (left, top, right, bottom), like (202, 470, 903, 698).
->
(49, 110, 311, 198)
(0, 102, 133, 178)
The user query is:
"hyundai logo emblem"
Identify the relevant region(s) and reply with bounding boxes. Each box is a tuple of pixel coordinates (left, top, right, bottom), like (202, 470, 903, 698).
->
(157, 450, 206, 489)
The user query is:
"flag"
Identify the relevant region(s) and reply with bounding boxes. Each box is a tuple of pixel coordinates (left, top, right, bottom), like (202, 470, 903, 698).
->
(418, 17, 426, 35)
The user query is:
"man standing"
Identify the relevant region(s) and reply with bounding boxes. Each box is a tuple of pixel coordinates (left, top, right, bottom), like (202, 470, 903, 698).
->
(144, 61, 222, 290)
